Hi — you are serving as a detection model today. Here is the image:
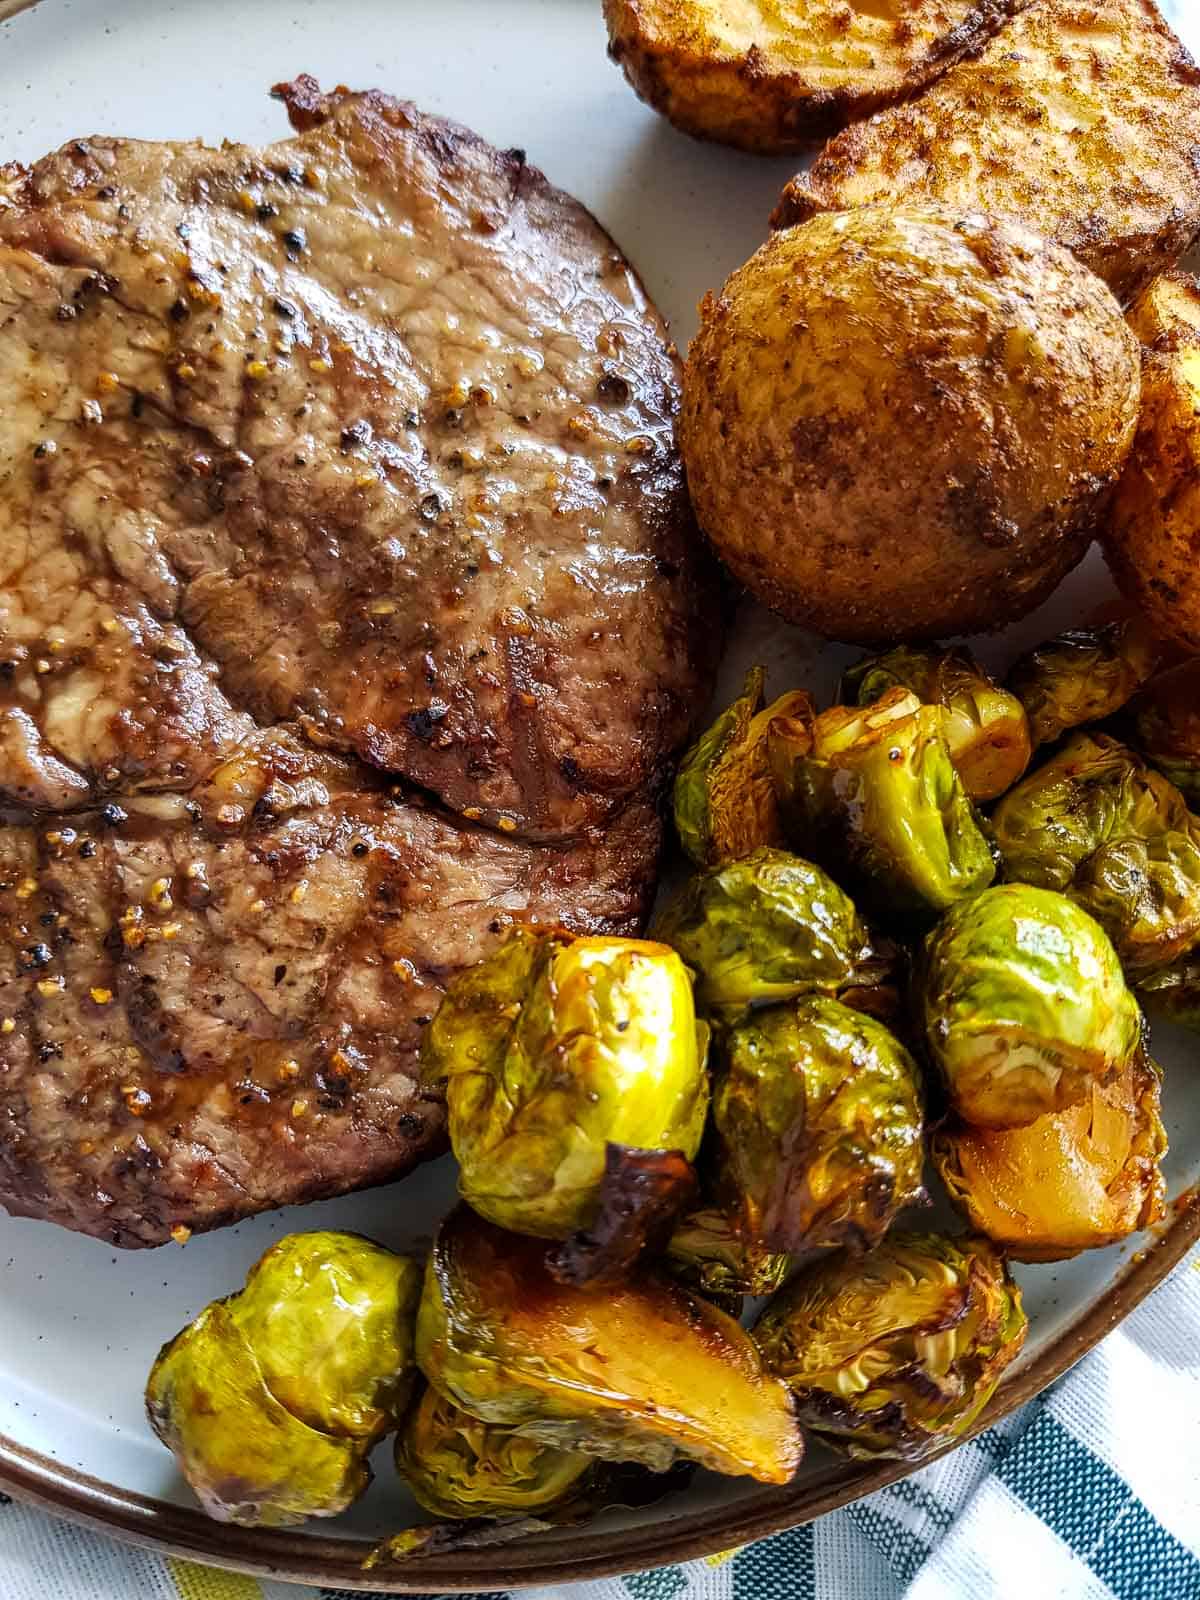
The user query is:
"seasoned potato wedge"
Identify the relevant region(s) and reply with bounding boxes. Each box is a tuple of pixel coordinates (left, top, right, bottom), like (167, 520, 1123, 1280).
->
(1106, 273, 1200, 653)
(681, 206, 1141, 643)
(602, 0, 1029, 153)
(774, 0, 1200, 304)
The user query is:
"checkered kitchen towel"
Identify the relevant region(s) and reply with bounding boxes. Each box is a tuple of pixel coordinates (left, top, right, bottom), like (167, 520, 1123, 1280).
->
(2, 1246, 1197, 1600)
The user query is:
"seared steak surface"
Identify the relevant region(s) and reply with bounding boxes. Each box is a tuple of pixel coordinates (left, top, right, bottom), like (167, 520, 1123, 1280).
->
(0, 81, 709, 1245)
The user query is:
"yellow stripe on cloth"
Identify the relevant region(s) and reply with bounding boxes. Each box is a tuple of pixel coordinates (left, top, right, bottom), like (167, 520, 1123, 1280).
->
(168, 1558, 264, 1600)
(705, 1546, 743, 1568)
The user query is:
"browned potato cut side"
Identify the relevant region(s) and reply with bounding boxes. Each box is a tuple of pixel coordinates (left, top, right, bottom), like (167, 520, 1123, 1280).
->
(1106, 273, 1200, 653)
(602, 0, 1031, 153)
(681, 207, 1141, 644)
(774, 0, 1200, 304)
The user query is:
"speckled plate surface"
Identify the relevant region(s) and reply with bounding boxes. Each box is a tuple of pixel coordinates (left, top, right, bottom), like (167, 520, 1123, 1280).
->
(0, 0, 1198, 1590)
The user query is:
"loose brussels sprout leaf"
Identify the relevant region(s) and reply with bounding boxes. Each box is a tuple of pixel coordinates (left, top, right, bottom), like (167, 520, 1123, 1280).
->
(674, 667, 815, 866)
(1133, 660, 1200, 806)
(1007, 616, 1161, 748)
(922, 885, 1141, 1129)
(715, 997, 925, 1258)
(842, 645, 1031, 801)
(547, 1144, 699, 1287)
(773, 689, 996, 918)
(396, 1382, 592, 1520)
(665, 1206, 790, 1308)
(423, 931, 709, 1238)
(231, 1232, 422, 1443)
(991, 732, 1200, 973)
(753, 1232, 1027, 1461)
(1137, 952, 1200, 1031)
(932, 1051, 1167, 1261)
(653, 846, 892, 1023)
(146, 1303, 370, 1526)
(415, 1206, 803, 1484)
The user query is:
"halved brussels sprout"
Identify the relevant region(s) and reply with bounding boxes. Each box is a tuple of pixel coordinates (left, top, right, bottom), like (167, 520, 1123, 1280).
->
(665, 1206, 791, 1307)
(422, 930, 708, 1239)
(991, 732, 1200, 973)
(146, 1231, 420, 1526)
(1007, 616, 1161, 748)
(1132, 660, 1200, 806)
(753, 1233, 1027, 1461)
(922, 885, 1141, 1129)
(772, 689, 996, 919)
(842, 645, 1031, 801)
(714, 997, 925, 1258)
(415, 1206, 803, 1484)
(1137, 952, 1200, 1031)
(932, 1050, 1167, 1261)
(674, 667, 815, 866)
(396, 1382, 592, 1521)
(653, 847, 893, 1024)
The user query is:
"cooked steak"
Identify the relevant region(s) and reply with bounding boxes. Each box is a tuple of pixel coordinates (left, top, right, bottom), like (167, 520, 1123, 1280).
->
(0, 76, 708, 839)
(0, 83, 711, 1246)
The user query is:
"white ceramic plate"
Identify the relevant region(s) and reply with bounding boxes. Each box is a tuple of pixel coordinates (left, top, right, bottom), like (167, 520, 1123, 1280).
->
(0, 0, 1198, 1589)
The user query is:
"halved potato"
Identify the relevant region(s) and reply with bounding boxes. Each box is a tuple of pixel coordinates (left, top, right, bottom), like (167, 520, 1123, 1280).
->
(774, 0, 1200, 305)
(1105, 273, 1200, 653)
(601, 0, 1029, 153)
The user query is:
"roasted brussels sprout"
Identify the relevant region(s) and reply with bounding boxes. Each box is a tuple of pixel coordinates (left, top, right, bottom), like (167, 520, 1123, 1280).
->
(665, 1206, 790, 1307)
(1137, 953, 1200, 1031)
(416, 1207, 803, 1484)
(1132, 660, 1200, 806)
(396, 1382, 592, 1521)
(423, 930, 708, 1239)
(772, 689, 996, 919)
(714, 997, 924, 1258)
(1007, 616, 1161, 748)
(753, 1233, 1027, 1461)
(991, 732, 1200, 973)
(932, 1050, 1167, 1261)
(654, 847, 892, 1022)
(546, 1145, 698, 1287)
(922, 885, 1141, 1129)
(842, 645, 1031, 801)
(146, 1231, 421, 1526)
(674, 667, 815, 866)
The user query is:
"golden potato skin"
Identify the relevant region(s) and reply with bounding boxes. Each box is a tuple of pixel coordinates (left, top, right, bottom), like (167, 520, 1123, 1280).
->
(601, 0, 1030, 153)
(1105, 273, 1200, 654)
(774, 0, 1200, 305)
(681, 208, 1141, 644)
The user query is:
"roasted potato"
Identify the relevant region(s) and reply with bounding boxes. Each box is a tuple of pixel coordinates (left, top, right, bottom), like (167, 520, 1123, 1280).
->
(601, 0, 1028, 153)
(680, 207, 1141, 643)
(1105, 273, 1200, 653)
(773, 0, 1200, 306)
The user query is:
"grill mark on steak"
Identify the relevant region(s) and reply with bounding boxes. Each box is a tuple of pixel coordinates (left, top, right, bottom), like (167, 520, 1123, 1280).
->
(0, 82, 714, 1246)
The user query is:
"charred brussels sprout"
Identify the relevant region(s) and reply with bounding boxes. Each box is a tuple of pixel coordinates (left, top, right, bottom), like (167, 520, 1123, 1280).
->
(146, 1232, 421, 1526)
(1007, 616, 1160, 748)
(396, 1383, 592, 1520)
(753, 1233, 1026, 1461)
(1137, 953, 1200, 1031)
(423, 930, 708, 1239)
(990, 732, 1200, 974)
(842, 645, 1031, 801)
(665, 1206, 791, 1306)
(674, 667, 815, 866)
(654, 847, 892, 1023)
(772, 689, 995, 919)
(1132, 660, 1200, 806)
(922, 885, 1141, 1129)
(415, 1207, 803, 1484)
(714, 998, 925, 1258)
(932, 1051, 1167, 1261)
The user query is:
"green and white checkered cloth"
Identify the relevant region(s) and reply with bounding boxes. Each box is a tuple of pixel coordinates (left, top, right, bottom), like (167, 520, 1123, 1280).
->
(3, 1247, 1197, 1600)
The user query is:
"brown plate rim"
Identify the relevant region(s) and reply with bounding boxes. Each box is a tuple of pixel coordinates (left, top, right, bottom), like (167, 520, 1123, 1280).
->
(1, 1194, 1196, 1592)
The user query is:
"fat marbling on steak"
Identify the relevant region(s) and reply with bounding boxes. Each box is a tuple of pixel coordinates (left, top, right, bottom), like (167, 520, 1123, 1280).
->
(0, 80, 712, 1246)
